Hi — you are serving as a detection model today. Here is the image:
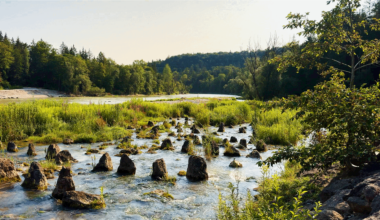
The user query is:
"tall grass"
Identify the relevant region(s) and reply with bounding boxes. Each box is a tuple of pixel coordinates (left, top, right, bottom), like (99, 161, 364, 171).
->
(0, 99, 303, 146)
(252, 108, 303, 145)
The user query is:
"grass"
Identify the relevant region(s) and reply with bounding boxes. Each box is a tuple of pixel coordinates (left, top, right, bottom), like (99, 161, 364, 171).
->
(39, 160, 59, 171)
(218, 161, 322, 219)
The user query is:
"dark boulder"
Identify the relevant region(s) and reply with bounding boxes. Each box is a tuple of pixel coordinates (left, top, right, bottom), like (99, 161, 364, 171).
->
(230, 136, 238, 143)
(160, 138, 173, 150)
(55, 150, 78, 165)
(7, 142, 18, 152)
(218, 123, 225, 132)
(21, 162, 48, 190)
(238, 127, 246, 133)
(211, 141, 219, 156)
(0, 158, 21, 183)
(62, 191, 105, 209)
(52, 166, 75, 199)
(27, 143, 37, 156)
(181, 140, 191, 153)
(191, 125, 200, 134)
(92, 153, 113, 172)
(46, 144, 61, 160)
(151, 158, 168, 180)
(117, 154, 136, 175)
(147, 121, 154, 127)
(246, 150, 261, 159)
(223, 146, 241, 157)
(119, 148, 140, 155)
(239, 139, 247, 148)
(256, 140, 268, 152)
(186, 155, 208, 181)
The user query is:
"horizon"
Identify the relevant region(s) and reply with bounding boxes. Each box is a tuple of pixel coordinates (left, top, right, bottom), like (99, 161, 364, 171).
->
(0, 0, 335, 65)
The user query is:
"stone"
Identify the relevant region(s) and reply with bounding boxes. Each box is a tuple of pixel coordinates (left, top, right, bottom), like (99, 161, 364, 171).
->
(347, 196, 371, 214)
(92, 153, 113, 172)
(223, 146, 241, 157)
(181, 140, 191, 153)
(21, 162, 48, 190)
(321, 189, 352, 217)
(211, 140, 219, 156)
(63, 138, 74, 145)
(320, 178, 354, 202)
(239, 139, 247, 148)
(52, 167, 75, 199)
(44, 169, 55, 179)
(46, 144, 61, 160)
(230, 136, 238, 143)
(151, 158, 168, 180)
(229, 159, 243, 168)
(160, 138, 173, 150)
(0, 158, 21, 183)
(370, 195, 380, 215)
(256, 140, 268, 152)
(365, 211, 380, 220)
(191, 125, 200, 134)
(238, 127, 246, 133)
(177, 127, 183, 133)
(7, 142, 18, 152)
(363, 184, 380, 203)
(147, 121, 154, 127)
(218, 123, 225, 132)
(246, 150, 262, 159)
(316, 210, 344, 220)
(117, 154, 136, 175)
(27, 143, 37, 156)
(87, 149, 99, 154)
(55, 150, 78, 165)
(62, 191, 105, 209)
(193, 135, 201, 145)
(119, 148, 140, 155)
(186, 155, 208, 182)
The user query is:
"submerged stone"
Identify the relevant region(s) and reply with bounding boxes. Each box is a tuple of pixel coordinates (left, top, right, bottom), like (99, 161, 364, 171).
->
(55, 150, 78, 165)
(46, 144, 61, 160)
(62, 191, 105, 209)
(7, 142, 18, 152)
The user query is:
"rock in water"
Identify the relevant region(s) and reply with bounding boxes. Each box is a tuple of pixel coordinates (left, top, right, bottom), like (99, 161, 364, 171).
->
(0, 158, 21, 183)
(256, 140, 268, 152)
(230, 136, 238, 143)
(211, 141, 219, 156)
(46, 144, 61, 160)
(21, 162, 48, 190)
(63, 138, 74, 145)
(160, 138, 173, 150)
(239, 139, 247, 149)
(181, 140, 191, 153)
(151, 158, 168, 180)
(246, 150, 262, 159)
(62, 191, 105, 209)
(7, 142, 18, 152)
(27, 143, 37, 156)
(55, 150, 78, 165)
(147, 121, 154, 127)
(218, 123, 225, 132)
(223, 146, 241, 157)
(52, 166, 75, 199)
(186, 155, 208, 181)
(229, 159, 243, 168)
(117, 154, 136, 175)
(191, 125, 200, 134)
(193, 135, 201, 145)
(92, 153, 113, 172)
(239, 127, 246, 133)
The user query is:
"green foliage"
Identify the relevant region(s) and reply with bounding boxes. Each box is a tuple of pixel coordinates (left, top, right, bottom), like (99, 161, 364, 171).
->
(260, 72, 380, 172)
(218, 162, 322, 219)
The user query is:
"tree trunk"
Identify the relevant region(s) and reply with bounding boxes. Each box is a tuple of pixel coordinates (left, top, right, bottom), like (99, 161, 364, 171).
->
(350, 51, 355, 89)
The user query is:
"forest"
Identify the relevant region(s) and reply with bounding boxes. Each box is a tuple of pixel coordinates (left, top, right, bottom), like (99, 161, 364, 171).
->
(1, 0, 379, 100)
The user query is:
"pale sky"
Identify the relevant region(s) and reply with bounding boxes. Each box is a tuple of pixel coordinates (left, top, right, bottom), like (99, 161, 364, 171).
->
(0, 0, 335, 65)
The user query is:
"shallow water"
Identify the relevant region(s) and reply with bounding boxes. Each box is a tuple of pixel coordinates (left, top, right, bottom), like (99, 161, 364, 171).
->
(0, 119, 283, 219)
(0, 93, 241, 105)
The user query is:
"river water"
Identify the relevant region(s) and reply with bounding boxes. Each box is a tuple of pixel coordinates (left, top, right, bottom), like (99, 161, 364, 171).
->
(0, 118, 282, 219)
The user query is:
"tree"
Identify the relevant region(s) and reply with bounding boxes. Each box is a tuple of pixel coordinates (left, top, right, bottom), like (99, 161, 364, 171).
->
(0, 41, 14, 83)
(162, 64, 174, 94)
(259, 72, 380, 172)
(273, 0, 380, 89)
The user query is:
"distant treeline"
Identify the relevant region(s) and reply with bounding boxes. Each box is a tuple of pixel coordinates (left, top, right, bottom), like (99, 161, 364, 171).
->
(1, 3, 380, 100)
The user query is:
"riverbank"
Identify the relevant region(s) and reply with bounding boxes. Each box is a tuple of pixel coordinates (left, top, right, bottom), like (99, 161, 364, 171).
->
(0, 88, 67, 99)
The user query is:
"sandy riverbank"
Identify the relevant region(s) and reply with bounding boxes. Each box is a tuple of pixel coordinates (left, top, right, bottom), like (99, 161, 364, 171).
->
(0, 88, 67, 99)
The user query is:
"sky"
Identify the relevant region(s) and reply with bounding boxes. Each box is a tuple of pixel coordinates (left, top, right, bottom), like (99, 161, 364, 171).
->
(0, 0, 336, 65)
